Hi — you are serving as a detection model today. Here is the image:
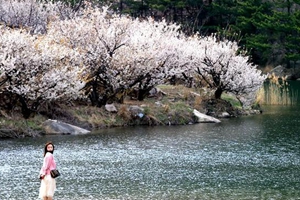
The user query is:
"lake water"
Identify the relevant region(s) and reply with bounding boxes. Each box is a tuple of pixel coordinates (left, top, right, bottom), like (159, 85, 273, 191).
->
(0, 105, 300, 200)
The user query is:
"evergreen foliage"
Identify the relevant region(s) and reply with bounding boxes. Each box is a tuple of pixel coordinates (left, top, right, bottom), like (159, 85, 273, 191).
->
(95, 0, 300, 70)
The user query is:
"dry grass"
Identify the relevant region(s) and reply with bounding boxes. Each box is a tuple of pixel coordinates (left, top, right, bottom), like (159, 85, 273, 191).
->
(117, 105, 131, 120)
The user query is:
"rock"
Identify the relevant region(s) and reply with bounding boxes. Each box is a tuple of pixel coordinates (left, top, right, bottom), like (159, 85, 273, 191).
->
(128, 105, 144, 113)
(270, 65, 284, 76)
(148, 87, 166, 99)
(243, 109, 262, 115)
(193, 109, 221, 123)
(128, 106, 144, 118)
(269, 65, 293, 79)
(0, 129, 16, 138)
(219, 112, 231, 118)
(43, 119, 90, 135)
(105, 104, 117, 112)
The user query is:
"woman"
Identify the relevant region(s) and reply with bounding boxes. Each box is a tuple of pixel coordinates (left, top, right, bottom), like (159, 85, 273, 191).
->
(39, 142, 57, 200)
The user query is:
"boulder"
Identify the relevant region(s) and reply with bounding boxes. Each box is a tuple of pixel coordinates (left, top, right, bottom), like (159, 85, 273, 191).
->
(43, 119, 90, 135)
(193, 109, 221, 123)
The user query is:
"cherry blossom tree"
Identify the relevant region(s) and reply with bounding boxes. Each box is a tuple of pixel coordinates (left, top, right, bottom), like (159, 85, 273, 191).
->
(46, 5, 186, 105)
(46, 6, 130, 106)
(113, 18, 186, 100)
(0, 0, 77, 34)
(0, 27, 84, 118)
(192, 35, 267, 106)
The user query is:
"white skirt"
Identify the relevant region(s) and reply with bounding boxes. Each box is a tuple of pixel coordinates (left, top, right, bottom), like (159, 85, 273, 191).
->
(39, 175, 56, 199)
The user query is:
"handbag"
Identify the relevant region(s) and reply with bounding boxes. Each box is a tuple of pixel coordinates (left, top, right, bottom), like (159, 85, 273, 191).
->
(50, 169, 60, 178)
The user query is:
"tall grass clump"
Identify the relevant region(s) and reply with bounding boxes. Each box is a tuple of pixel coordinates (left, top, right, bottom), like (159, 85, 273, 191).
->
(256, 73, 297, 105)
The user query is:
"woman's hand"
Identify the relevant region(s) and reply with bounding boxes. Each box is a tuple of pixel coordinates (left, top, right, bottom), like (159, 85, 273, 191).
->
(39, 174, 45, 180)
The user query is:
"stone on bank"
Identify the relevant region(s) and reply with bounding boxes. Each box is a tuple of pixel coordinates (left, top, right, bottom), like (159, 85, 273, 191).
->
(193, 109, 221, 123)
(43, 119, 90, 135)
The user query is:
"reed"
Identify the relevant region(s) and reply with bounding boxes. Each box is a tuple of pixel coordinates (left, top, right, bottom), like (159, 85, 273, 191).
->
(256, 73, 297, 105)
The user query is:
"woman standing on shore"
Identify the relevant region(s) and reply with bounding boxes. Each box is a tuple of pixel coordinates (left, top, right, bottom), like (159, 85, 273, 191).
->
(39, 142, 57, 200)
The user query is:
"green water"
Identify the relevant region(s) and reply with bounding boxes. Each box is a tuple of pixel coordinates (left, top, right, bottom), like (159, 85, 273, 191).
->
(0, 105, 300, 200)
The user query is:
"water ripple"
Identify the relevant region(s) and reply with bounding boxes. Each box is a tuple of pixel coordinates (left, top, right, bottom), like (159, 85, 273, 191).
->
(1, 106, 300, 199)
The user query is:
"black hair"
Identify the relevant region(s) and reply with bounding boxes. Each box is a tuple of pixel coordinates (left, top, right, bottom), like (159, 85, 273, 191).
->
(43, 141, 55, 157)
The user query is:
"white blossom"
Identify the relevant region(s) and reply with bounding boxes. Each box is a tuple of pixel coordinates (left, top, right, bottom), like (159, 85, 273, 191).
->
(0, 2, 266, 110)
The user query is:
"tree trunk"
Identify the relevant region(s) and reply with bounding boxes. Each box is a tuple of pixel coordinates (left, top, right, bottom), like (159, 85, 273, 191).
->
(18, 95, 33, 119)
(137, 88, 151, 101)
(214, 87, 223, 99)
(89, 83, 99, 106)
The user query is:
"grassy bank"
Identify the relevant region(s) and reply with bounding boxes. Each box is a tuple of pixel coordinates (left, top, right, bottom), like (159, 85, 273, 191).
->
(0, 85, 248, 139)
